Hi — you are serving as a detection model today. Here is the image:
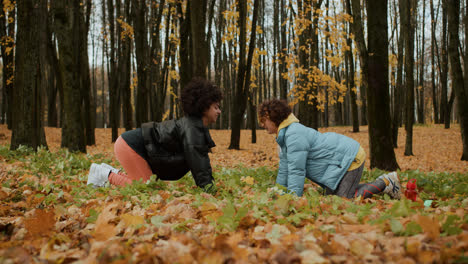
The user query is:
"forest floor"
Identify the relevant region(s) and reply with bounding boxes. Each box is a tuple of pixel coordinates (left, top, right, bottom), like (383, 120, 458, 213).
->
(0, 124, 467, 263)
(1, 124, 467, 173)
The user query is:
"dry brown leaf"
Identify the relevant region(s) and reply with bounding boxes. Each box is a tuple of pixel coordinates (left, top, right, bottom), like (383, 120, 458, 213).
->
(93, 203, 119, 241)
(162, 199, 197, 220)
(416, 215, 440, 241)
(416, 250, 440, 264)
(121, 213, 145, 228)
(24, 209, 55, 237)
(350, 238, 374, 257)
(299, 249, 329, 264)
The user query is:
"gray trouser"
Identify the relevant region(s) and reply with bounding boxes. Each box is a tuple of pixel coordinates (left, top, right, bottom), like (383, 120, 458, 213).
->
(326, 162, 386, 199)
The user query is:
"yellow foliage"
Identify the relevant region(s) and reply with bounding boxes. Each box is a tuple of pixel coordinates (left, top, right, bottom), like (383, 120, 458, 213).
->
(5, 47, 12, 55)
(169, 69, 179, 81)
(6, 75, 14, 85)
(161, 109, 170, 121)
(3, 0, 14, 13)
(241, 176, 255, 185)
(117, 19, 134, 40)
(288, 66, 348, 112)
(256, 25, 263, 35)
(131, 71, 138, 91)
(389, 53, 398, 68)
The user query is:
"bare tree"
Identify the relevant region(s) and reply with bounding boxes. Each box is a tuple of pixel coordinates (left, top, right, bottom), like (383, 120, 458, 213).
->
(11, 0, 48, 151)
(362, 0, 399, 170)
(0, 1, 15, 128)
(53, 0, 87, 152)
(229, 0, 260, 149)
(402, 0, 416, 156)
(447, 0, 468, 160)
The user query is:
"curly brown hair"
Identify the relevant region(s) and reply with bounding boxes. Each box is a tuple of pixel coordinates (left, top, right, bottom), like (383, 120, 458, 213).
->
(180, 77, 223, 117)
(258, 99, 292, 127)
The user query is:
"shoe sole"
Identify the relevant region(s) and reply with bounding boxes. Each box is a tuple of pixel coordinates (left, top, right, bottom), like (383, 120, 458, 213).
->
(87, 163, 107, 187)
(387, 172, 402, 199)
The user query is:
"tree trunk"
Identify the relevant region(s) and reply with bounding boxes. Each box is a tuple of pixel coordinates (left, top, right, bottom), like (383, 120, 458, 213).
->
(222, 42, 230, 129)
(0, 2, 15, 128)
(273, 0, 279, 98)
(177, 1, 192, 91)
(366, 0, 399, 170)
(403, 0, 415, 156)
(107, 0, 120, 142)
(392, 2, 404, 148)
(440, 0, 449, 127)
(345, 0, 358, 132)
(11, 0, 48, 151)
(447, 0, 468, 160)
(297, 0, 312, 128)
(430, 0, 439, 123)
(46, 19, 59, 128)
(152, 6, 174, 122)
(132, 0, 150, 127)
(229, 0, 247, 149)
(248, 96, 257, 143)
(229, 0, 259, 149)
(417, 0, 425, 124)
(120, 0, 133, 131)
(91, 33, 97, 130)
(309, 0, 322, 129)
(190, 0, 208, 78)
(150, 0, 167, 121)
(323, 0, 330, 128)
(214, 0, 226, 128)
(279, 0, 288, 99)
(43, 9, 60, 128)
(53, 0, 86, 152)
(82, 0, 94, 145)
(348, 0, 368, 126)
(206, 0, 216, 81)
(101, 0, 107, 128)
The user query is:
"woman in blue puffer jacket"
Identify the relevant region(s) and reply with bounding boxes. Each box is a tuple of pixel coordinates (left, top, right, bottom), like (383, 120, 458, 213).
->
(258, 99, 401, 199)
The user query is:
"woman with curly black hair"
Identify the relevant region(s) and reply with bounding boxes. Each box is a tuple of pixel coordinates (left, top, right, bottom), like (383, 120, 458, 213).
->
(87, 77, 222, 194)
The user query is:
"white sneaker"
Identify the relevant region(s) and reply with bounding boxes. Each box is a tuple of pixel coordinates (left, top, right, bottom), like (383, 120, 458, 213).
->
(378, 172, 402, 199)
(87, 163, 111, 187)
(100, 163, 120, 175)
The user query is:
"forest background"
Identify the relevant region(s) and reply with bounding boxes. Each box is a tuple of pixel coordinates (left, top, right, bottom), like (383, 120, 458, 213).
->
(1, 0, 468, 263)
(2, 0, 468, 168)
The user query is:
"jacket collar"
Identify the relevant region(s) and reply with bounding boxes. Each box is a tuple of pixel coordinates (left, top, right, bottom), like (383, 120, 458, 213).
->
(277, 113, 299, 136)
(185, 115, 205, 128)
(183, 116, 216, 148)
(276, 114, 299, 144)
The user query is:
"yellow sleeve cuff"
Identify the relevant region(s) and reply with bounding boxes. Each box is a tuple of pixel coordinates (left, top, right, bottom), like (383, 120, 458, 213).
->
(347, 146, 366, 171)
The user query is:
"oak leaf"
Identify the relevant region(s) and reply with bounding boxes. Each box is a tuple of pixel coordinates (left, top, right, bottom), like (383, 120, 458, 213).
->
(416, 215, 440, 240)
(24, 209, 55, 237)
(93, 203, 119, 241)
(121, 213, 145, 228)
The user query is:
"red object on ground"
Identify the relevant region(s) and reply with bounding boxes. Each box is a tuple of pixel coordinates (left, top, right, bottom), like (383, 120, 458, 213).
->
(405, 179, 418, 201)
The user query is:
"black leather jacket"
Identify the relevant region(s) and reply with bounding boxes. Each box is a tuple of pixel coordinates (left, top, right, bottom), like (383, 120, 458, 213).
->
(141, 116, 215, 188)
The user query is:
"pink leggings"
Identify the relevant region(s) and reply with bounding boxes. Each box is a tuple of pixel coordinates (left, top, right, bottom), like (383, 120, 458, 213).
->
(108, 136, 153, 186)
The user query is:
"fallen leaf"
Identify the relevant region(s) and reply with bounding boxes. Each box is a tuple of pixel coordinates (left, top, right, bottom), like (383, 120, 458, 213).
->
(241, 176, 255, 185)
(299, 249, 328, 264)
(24, 209, 55, 237)
(121, 213, 145, 228)
(350, 238, 374, 257)
(416, 215, 440, 240)
(93, 203, 119, 241)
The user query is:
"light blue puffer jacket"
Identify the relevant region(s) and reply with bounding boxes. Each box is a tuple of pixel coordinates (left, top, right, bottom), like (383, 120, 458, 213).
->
(276, 121, 360, 196)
